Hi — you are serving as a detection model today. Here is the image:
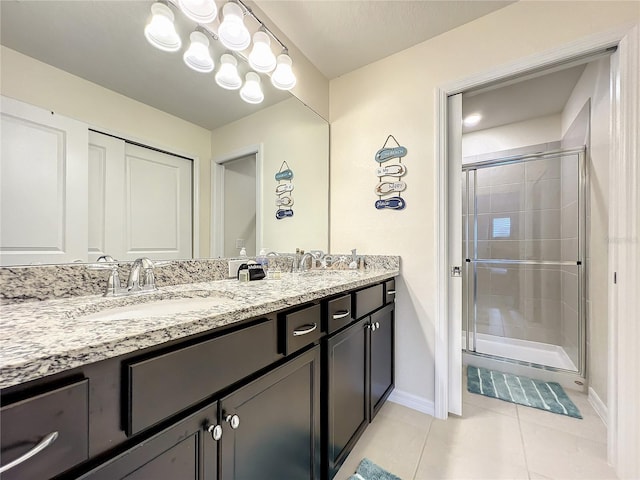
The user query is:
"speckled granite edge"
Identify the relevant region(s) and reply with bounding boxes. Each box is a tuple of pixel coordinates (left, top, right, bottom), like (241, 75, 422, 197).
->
(0, 255, 399, 304)
(0, 267, 399, 389)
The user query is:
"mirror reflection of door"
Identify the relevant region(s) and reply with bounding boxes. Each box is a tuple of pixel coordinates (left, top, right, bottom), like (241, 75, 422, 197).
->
(222, 154, 256, 257)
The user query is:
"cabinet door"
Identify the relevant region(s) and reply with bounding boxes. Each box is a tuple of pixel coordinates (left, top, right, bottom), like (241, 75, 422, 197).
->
(0, 95, 88, 265)
(220, 347, 321, 480)
(325, 318, 368, 479)
(80, 402, 218, 480)
(369, 304, 395, 420)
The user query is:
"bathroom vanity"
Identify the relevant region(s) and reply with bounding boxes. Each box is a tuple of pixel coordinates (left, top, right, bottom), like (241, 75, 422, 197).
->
(0, 265, 397, 480)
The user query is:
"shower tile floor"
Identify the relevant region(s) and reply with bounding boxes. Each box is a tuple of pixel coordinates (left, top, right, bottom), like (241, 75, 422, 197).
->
(335, 373, 615, 479)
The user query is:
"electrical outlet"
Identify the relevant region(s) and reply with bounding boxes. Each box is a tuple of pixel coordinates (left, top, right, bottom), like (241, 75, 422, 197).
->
(228, 259, 246, 279)
(235, 239, 245, 249)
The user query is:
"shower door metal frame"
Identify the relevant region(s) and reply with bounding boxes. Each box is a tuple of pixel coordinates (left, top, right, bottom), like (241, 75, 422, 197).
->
(462, 147, 587, 377)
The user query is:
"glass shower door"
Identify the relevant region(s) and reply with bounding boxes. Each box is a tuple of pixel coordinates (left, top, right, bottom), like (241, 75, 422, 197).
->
(463, 149, 585, 374)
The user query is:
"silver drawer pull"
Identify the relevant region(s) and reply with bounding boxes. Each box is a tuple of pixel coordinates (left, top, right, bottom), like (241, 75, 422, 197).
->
(292, 323, 317, 336)
(387, 290, 396, 295)
(0, 431, 59, 474)
(332, 310, 350, 320)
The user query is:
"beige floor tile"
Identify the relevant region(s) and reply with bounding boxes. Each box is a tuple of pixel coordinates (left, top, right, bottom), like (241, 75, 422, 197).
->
(520, 420, 617, 479)
(334, 405, 430, 480)
(420, 403, 527, 469)
(414, 451, 530, 479)
(515, 390, 607, 442)
(463, 390, 519, 418)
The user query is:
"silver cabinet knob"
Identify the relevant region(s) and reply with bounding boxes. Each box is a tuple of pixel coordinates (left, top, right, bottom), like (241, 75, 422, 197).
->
(207, 424, 222, 441)
(375, 322, 380, 329)
(369, 323, 376, 332)
(226, 414, 240, 429)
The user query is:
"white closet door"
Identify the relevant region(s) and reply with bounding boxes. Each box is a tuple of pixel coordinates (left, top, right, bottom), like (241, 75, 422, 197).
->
(123, 143, 192, 260)
(0, 96, 88, 265)
(88, 131, 125, 261)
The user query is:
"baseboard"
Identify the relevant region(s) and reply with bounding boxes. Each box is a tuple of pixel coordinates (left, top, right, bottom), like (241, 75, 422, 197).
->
(588, 387, 608, 426)
(388, 389, 435, 416)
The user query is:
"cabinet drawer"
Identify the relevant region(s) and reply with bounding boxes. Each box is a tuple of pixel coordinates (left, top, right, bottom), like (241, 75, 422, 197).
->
(279, 303, 322, 356)
(354, 284, 383, 319)
(326, 294, 354, 334)
(127, 319, 278, 436)
(0, 379, 89, 480)
(384, 278, 396, 304)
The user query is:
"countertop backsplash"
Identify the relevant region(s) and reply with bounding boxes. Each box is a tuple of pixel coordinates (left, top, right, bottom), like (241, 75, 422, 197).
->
(0, 255, 400, 304)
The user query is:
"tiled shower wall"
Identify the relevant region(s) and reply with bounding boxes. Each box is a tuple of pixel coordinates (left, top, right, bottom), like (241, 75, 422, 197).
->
(463, 148, 580, 364)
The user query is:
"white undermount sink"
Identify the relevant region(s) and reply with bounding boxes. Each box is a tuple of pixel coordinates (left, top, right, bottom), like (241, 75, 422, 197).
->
(78, 295, 233, 321)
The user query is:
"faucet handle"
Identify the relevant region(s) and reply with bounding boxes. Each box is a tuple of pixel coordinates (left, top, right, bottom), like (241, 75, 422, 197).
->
(87, 258, 124, 296)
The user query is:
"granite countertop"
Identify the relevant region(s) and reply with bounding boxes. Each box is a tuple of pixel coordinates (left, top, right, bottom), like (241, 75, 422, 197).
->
(0, 269, 397, 389)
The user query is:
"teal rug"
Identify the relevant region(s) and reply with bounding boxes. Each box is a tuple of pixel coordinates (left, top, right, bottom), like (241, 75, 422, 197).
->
(467, 366, 582, 419)
(348, 458, 402, 480)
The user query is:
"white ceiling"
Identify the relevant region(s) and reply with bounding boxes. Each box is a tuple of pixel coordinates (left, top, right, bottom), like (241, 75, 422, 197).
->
(462, 64, 587, 133)
(257, 1, 515, 79)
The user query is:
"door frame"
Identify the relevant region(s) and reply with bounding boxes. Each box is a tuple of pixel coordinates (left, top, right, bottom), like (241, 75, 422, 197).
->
(211, 144, 263, 257)
(435, 26, 639, 477)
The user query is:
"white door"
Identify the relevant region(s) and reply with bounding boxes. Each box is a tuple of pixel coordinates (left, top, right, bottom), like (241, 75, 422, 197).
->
(0, 96, 88, 265)
(123, 143, 193, 260)
(447, 93, 463, 415)
(88, 131, 193, 261)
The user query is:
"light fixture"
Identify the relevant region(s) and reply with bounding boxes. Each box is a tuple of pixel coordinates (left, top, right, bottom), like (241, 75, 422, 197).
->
(144, 2, 182, 52)
(215, 54, 242, 90)
(463, 113, 482, 127)
(183, 31, 214, 72)
(248, 31, 276, 73)
(218, 2, 250, 51)
(240, 72, 264, 104)
(178, 0, 218, 24)
(271, 53, 296, 90)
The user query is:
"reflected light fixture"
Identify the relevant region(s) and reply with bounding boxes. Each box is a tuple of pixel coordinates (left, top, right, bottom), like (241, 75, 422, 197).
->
(271, 53, 296, 90)
(215, 54, 242, 90)
(178, 0, 218, 24)
(248, 31, 276, 73)
(183, 31, 215, 72)
(218, 2, 251, 51)
(145, 2, 182, 52)
(463, 113, 482, 127)
(240, 72, 264, 104)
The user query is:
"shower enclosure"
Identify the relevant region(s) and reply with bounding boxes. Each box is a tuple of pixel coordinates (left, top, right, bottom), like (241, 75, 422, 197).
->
(462, 148, 586, 377)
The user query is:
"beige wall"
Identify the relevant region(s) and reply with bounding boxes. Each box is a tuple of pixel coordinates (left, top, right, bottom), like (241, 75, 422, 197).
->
(561, 58, 612, 406)
(329, 2, 638, 403)
(210, 97, 329, 254)
(0, 46, 213, 255)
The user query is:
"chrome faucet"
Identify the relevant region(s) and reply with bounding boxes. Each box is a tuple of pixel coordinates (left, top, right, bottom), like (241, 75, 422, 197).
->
(127, 257, 158, 293)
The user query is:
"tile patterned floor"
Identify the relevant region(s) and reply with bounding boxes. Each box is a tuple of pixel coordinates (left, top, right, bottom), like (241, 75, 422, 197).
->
(335, 381, 616, 479)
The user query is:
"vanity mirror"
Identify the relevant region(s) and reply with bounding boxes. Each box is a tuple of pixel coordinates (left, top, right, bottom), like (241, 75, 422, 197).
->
(0, 1, 329, 266)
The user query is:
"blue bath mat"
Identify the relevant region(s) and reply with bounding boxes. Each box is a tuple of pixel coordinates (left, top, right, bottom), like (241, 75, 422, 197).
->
(467, 366, 582, 418)
(348, 458, 402, 480)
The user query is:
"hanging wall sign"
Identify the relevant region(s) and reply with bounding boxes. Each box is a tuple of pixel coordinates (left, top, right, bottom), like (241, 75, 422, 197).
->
(374, 135, 407, 210)
(275, 161, 294, 220)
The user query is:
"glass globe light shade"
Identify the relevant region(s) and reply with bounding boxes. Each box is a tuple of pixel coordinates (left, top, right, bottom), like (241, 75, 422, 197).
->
(240, 72, 264, 104)
(218, 2, 250, 51)
(248, 31, 276, 73)
(215, 54, 242, 90)
(183, 31, 214, 73)
(144, 3, 181, 52)
(178, 0, 218, 24)
(271, 53, 296, 90)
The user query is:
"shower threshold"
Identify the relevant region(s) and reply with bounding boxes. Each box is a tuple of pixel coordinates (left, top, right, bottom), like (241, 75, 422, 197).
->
(462, 332, 577, 371)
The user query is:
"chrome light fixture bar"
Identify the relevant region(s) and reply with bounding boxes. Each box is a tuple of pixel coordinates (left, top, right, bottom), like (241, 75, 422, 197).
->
(143, 0, 297, 104)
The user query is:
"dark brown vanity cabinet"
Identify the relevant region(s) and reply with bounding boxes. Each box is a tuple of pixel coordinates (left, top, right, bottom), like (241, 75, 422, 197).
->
(0, 379, 89, 480)
(79, 401, 219, 480)
(324, 283, 395, 479)
(219, 346, 321, 480)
